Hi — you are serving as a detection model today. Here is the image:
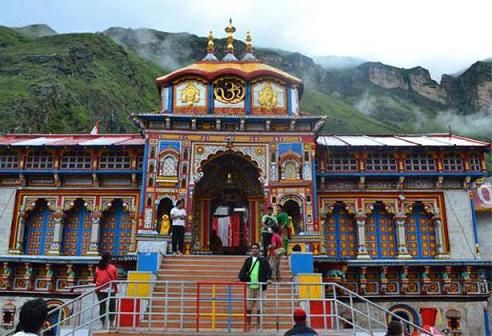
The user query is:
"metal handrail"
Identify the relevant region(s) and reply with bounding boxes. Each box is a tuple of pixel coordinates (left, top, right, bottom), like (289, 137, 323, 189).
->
(45, 279, 435, 336)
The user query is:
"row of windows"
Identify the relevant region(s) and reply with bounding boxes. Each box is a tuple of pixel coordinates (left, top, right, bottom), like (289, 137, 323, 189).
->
(325, 204, 436, 258)
(0, 151, 143, 170)
(326, 153, 482, 172)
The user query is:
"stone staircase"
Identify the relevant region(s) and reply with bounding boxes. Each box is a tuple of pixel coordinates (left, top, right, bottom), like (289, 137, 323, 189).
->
(145, 255, 296, 332)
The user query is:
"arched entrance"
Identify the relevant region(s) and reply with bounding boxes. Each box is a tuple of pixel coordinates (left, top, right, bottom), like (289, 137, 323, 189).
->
(283, 199, 302, 234)
(156, 197, 174, 235)
(193, 151, 263, 254)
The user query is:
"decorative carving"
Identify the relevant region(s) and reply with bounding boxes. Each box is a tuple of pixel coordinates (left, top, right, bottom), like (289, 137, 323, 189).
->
(180, 82, 200, 107)
(213, 78, 245, 104)
(258, 83, 278, 111)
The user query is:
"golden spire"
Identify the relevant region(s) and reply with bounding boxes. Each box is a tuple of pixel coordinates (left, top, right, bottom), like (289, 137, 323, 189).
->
(225, 18, 236, 54)
(207, 31, 214, 53)
(245, 31, 253, 53)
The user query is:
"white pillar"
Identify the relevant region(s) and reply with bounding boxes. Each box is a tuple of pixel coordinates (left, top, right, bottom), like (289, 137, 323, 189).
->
(355, 212, 370, 259)
(48, 210, 65, 256)
(395, 213, 411, 259)
(86, 211, 102, 256)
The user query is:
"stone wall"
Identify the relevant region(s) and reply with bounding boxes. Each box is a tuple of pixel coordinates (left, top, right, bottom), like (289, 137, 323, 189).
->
(477, 211, 492, 260)
(443, 190, 477, 259)
(351, 300, 487, 335)
(0, 188, 17, 254)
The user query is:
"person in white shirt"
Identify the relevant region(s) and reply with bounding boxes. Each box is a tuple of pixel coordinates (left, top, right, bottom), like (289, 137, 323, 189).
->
(170, 199, 186, 255)
(13, 299, 48, 336)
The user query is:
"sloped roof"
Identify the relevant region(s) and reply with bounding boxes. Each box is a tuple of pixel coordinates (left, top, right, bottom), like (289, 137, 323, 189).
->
(156, 61, 303, 91)
(317, 134, 490, 148)
(0, 134, 144, 147)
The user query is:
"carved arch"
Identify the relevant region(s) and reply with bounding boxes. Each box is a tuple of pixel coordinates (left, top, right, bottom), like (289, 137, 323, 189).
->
(193, 148, 265, 184)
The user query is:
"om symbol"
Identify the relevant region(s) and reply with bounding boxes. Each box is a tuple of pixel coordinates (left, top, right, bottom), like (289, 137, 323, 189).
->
(213, 78, 245, 104)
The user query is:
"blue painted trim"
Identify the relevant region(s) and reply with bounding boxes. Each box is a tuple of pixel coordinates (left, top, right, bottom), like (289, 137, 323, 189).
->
(227, 285, 232, 332)
(208, 83, 214, 114)
(287, 86, 292, 116)
(312, 160, 318, 222)
(316, 172, 486, 177)
(38, 207, 51, 256)
(374, 207, 382, 257)
(139, 140, 149, 213)
(0, 169, 142, 175)
(485, 309, 491, 336)
(470, 197, 480, 245)
(413, 204, 424, 258)
(75, 206, 87, 256)
(167, 86, 173, 114)
(113, 203, 122, 255)
(334, 208, 341, 256)
(245, 83, 251, 114)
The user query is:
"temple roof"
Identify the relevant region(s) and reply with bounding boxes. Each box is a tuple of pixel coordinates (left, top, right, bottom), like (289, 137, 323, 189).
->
(317, 134, 490, 148)
(0, 134, 144, 147)
(156, 61, 303, 91)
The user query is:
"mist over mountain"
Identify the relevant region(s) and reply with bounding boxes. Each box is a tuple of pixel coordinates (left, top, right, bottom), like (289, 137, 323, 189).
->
(0, 24, 490, 144)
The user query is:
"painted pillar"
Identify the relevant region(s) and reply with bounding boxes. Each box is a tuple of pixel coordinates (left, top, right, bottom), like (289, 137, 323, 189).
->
(433, 216, 448, 259)
(86, 210, 102, 256)
(395, 212, 411, 259)
(355, 212, 370, 259)
(128, 211, 137, 253)
(14, 217, 26, 253)
(48, 209, 65, 256)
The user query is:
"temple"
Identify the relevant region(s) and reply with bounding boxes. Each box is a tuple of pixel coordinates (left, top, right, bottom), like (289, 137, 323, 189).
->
(0, 21, 490, 334)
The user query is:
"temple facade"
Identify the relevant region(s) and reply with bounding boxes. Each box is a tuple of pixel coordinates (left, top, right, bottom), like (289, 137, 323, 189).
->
(0, 21, 490, 334)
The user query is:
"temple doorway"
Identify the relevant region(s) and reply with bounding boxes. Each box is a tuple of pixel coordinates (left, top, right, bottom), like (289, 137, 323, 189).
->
(193, 151, 263, 254)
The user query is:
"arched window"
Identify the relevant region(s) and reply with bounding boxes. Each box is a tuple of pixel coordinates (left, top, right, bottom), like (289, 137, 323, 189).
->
(159, 155, 177, 176)
(24, 200, 54, 255)
(325, 203, 356, 257)
(365, 203, 396, 258)
(405, 203, 436, 258)
(62, 199, 92, 256)
(100, 199, 132, 255)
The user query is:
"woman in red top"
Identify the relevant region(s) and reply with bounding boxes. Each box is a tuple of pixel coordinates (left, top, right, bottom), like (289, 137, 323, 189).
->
(94, 252, 118, 328)
(269, 225, 284, 281)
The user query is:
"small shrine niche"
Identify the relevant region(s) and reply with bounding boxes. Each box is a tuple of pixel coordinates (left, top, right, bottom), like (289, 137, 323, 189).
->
(1, 300, 16, 329)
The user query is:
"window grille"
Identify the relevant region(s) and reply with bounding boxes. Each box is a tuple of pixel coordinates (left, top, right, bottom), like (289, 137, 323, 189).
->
(468, 154, 481, 171)
(404, 154, 435, 171)
(99, 151, 131, 169)
(0, 151, 19, 169)
(365, 154, 397, 172)
(60, 152, 92, 169)
(137, 155, 144, 170)
(327, 154, 357, 171)
(442, 154, 463, 171)
(25, 151, 53, 169)
(160, 156, 177, 176)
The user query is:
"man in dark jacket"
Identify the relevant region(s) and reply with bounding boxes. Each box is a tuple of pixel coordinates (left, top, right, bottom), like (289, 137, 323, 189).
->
(284, 307, 318, 336)
(237, 242, 272, 328)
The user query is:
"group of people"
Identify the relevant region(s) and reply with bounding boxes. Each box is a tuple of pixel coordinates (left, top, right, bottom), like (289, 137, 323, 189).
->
(261, 205, 292, 281)
(237, 241, 317, 335)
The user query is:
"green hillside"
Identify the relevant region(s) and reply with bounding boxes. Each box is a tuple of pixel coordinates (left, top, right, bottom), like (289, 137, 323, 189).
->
(301, 90, 400, 134)
(0, 27, 163, 133)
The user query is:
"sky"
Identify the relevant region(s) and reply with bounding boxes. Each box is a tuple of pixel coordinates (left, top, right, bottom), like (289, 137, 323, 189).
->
(2, 0, 491, 80)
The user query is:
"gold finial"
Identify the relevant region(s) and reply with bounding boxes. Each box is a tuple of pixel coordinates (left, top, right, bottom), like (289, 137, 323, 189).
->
(245, 31, 253, 53)
(225, 18, 236, 53)
(207, 31, 214, 53)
